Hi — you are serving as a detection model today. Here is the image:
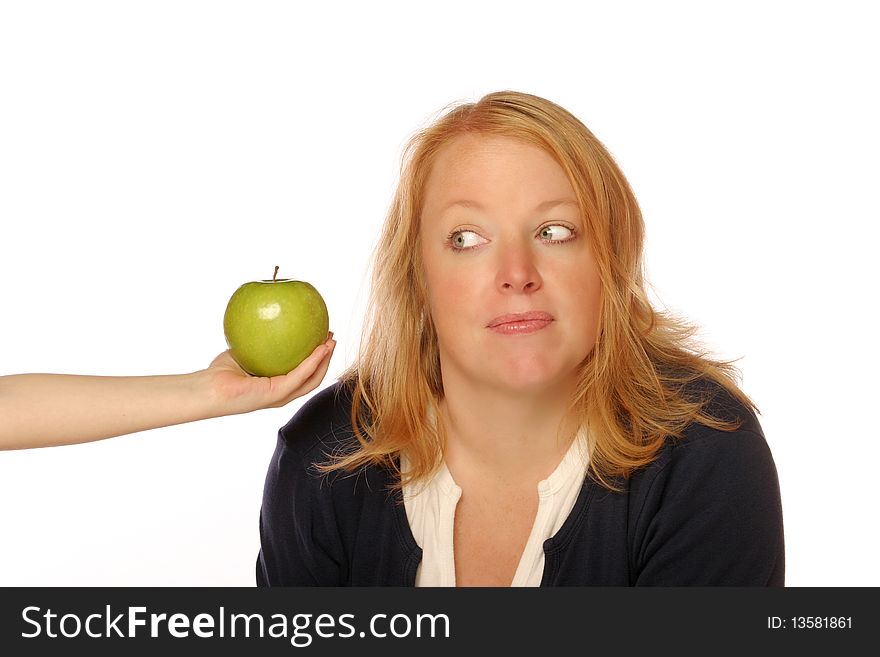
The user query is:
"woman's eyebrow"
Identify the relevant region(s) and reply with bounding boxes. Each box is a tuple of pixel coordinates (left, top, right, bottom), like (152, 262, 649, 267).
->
(440, 198, 578, 214)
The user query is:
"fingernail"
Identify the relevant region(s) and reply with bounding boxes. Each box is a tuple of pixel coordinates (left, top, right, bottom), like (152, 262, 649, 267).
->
(328, 331, 334, 340)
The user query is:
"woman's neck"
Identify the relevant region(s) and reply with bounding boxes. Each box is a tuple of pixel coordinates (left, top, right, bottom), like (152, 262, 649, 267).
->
(438, 375, 579, 488)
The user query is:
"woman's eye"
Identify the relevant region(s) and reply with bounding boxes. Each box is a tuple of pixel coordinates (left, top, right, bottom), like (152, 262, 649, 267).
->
(449, 230, 486, 250)
(538, 224, 575, 241)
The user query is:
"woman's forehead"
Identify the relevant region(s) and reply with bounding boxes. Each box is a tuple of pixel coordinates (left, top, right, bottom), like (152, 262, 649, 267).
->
(423, 134, 574, 208)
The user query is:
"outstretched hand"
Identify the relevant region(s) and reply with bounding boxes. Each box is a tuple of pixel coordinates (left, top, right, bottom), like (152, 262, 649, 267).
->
(203, 333, 337, 416)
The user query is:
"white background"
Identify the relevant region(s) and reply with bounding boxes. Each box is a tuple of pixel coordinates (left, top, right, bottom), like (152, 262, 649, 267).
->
(1, 1, 877, 586)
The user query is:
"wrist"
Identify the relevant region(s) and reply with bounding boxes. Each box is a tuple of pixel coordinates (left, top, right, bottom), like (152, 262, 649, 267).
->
(187, 368, 231, 420)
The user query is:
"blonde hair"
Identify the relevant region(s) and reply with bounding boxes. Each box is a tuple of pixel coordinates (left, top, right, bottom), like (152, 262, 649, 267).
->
(324, 90, 757, 492)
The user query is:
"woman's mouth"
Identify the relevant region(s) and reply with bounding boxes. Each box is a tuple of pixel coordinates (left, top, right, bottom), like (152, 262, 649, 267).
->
(486, 311, 555, 335)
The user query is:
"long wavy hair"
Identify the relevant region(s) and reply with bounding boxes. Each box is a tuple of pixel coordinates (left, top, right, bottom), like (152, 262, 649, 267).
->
(323, 90, 757, 492)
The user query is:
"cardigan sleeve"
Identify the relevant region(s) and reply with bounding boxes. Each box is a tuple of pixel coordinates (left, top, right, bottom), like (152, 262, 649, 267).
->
(629, 425, 785, 586)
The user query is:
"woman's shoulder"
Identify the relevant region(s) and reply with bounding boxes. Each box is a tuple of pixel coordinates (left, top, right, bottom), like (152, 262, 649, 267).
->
(632, 375, 776, 492)
(277, 380, 357, 459)
(679, 374, 763, 435)
(621, 375, 785, 585)
(269, 380, 387, 494)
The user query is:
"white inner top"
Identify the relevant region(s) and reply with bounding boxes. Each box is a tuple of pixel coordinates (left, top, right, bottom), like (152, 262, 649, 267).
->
(401, 431, 590, 587)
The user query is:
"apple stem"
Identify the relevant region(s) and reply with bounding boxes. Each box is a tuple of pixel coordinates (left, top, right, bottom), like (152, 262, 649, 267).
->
(273, 265, 279, 282)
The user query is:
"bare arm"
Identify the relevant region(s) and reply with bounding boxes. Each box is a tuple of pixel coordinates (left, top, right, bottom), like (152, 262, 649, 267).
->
(0, 337, 336, 450)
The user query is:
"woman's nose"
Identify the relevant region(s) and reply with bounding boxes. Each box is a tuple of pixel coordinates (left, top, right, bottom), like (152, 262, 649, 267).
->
(495, 243, 543, 293)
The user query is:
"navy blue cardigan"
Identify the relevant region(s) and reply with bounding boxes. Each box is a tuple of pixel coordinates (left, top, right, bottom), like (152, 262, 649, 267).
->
(256, 380, 784, 586)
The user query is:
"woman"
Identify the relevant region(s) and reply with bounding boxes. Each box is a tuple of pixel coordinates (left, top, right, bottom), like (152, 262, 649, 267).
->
(0, 340, 335, 450)
(256, 91, 784, 586)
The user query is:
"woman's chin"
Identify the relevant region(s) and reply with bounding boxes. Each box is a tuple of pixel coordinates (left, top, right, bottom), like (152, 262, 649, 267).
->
(441, 346, 584, 396)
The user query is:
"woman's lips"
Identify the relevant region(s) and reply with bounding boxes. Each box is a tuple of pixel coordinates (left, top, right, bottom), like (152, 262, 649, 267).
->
(487, 311, 554, 335)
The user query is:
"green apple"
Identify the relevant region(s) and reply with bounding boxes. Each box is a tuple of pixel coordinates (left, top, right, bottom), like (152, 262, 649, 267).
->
(223, 267, 329, 377)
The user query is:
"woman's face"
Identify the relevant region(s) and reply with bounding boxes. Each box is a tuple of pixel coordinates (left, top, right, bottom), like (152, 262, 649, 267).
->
(419, 134, 603, 395)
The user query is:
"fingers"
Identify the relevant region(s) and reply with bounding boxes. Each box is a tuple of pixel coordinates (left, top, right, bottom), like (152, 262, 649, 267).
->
(278, 341, 335, 405)
(266, 335, 337, 406)
(297, 336, 335, 378)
